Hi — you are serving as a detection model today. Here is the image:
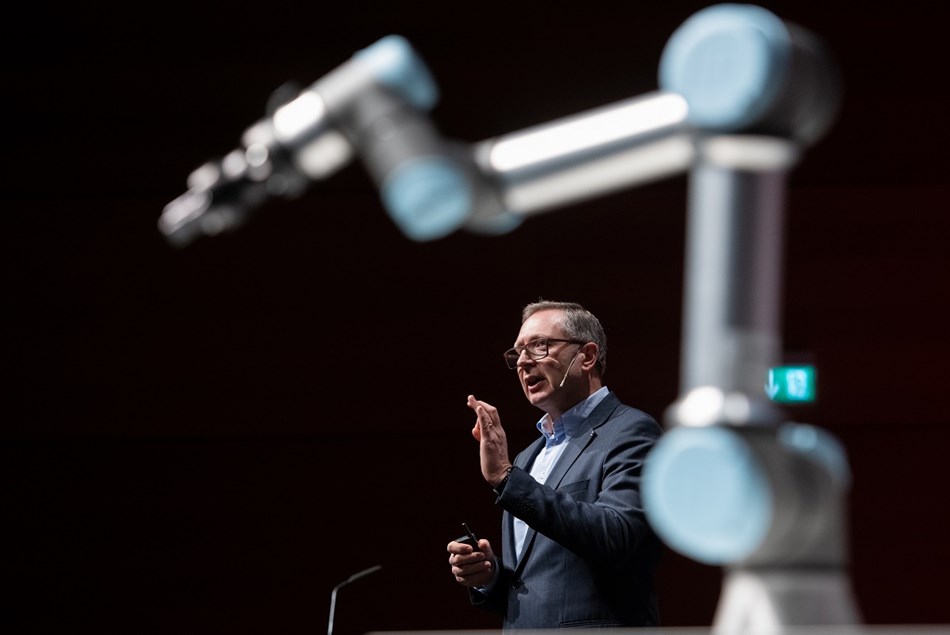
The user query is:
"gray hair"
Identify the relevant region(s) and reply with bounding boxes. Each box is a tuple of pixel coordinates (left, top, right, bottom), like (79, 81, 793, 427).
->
(521, 300, 607, 375)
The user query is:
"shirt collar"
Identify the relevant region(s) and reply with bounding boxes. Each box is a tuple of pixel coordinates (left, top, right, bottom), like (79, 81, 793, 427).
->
(536, 386, 610, 448)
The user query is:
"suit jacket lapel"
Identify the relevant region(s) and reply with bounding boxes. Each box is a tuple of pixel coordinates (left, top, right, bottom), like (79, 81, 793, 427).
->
(545, 391, 620, 488)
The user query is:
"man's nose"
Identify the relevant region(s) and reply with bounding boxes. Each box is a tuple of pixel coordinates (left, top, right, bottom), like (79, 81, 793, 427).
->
(517, 350, 535, 368)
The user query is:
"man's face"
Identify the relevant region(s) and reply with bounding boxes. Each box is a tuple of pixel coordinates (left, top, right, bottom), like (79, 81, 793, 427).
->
(513, 309, 583, 416)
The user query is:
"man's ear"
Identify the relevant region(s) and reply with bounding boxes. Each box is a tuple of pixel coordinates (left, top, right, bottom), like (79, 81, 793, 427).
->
(580, 342, 599, 371)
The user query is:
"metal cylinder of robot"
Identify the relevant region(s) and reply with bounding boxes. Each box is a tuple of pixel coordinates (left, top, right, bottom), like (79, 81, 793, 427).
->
(471, 91, 694, 217)
(678, 135, 798, 407)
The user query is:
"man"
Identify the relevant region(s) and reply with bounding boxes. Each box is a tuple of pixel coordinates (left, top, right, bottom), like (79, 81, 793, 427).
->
(447, 300, 663, 628)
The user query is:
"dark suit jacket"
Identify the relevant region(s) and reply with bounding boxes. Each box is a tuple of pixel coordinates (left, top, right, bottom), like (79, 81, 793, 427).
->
(471, 391, 663, 628)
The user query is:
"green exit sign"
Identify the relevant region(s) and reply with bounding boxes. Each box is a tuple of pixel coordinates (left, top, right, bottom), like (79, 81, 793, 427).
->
(766, 365, 816, 403)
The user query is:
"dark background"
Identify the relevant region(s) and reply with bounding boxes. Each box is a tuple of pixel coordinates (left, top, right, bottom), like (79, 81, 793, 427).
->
(5, 1, 949, 633)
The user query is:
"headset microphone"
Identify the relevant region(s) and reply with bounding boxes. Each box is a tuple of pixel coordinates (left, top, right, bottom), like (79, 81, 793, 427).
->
(558, 350, 582, 388)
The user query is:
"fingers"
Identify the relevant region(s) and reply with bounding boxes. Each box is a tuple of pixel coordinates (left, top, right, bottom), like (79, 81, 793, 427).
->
(446, 539, 477, 556)
(467, 395, 482, 441)
(477, 538, 495, 561)
(447, 539, 493, 586)
(446, 538, 492, 561)
(468, 395, 490, 441)
(467, 395, 500, 427)
(446, 540, 489, 569)
(467, 395, 494, 415)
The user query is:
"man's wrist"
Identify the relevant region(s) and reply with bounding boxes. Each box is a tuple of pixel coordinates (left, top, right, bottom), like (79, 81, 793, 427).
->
(492, 465, 514, 494)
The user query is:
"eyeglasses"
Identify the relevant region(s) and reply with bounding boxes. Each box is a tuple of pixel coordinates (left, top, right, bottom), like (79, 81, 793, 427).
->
(503, 338, 586, 369)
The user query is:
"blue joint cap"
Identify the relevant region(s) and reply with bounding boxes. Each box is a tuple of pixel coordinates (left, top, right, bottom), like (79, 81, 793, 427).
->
(381, 157, 473, 241)
(642, 426, 772, 564)
(659, 4, 791, 131)
(354, 35, 439, 111)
